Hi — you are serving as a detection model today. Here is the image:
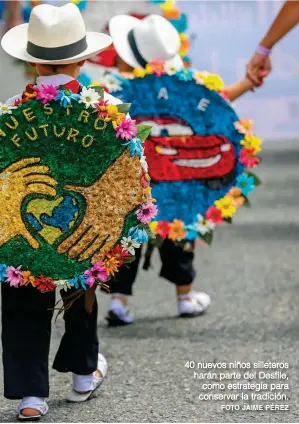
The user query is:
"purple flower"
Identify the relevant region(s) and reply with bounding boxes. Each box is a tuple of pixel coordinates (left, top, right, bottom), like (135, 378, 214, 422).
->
(116, 118, 138, 140)
(5, 266, 22, 287)
(36, 84, 59, 104)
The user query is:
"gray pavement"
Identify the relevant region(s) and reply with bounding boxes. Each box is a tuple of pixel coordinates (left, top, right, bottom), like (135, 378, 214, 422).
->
(1, 49, 299, 423)
(0, 138, 298, 422)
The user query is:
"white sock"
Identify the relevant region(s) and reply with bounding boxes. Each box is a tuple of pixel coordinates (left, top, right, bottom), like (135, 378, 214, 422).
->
(110, 297, 127, 311)
(178, 290, 193, 300)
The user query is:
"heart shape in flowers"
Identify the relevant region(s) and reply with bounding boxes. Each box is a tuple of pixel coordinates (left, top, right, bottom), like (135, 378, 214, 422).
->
(116, 69, 262, 243)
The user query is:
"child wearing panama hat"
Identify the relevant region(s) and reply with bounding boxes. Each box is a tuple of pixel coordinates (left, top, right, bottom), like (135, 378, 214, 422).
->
(0, 3, 124, 419)
(104, 13, 257, 326)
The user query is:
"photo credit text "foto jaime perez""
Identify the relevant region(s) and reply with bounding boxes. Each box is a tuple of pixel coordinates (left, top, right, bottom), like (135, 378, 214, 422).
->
(185, 361, 290, 412)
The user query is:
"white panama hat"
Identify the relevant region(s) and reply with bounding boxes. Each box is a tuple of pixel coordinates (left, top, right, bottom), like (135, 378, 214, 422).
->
(1, 3, 112, 64)
(109, 14, 183, 70)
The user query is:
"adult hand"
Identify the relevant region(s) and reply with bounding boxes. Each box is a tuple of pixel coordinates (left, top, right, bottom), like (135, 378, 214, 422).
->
(246, 53, 272, 86)
(57, 151, 144, 263)
(0, 157, 57, 248)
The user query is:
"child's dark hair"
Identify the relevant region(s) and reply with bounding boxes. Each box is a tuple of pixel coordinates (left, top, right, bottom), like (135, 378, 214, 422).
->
(47, 64, 66, 73)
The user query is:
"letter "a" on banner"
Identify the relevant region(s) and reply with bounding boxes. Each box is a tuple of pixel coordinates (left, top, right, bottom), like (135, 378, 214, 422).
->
(158, 88, 168, 100)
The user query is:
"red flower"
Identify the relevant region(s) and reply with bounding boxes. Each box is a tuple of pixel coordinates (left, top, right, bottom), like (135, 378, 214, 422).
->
(35, 275, 56, 292)
(206, 206, 223, 224)
(109, 245, 131, 265)
(22, 84, 38, 101)
(94, 99, 109, 119)
(14, 98, 23, 106)
(157, 221, 170, 238)
(239, 147, 260, 168)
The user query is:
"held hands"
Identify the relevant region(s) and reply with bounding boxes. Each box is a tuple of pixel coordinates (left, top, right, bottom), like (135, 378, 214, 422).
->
(246, 52, 272, 87)
(0, 157, 57, 248)
(57, 151, 144, 263)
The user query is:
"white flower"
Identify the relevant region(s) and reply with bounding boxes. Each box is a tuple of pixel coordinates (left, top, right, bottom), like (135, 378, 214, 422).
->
(79, 86, 101, 108)
(165, 63, 177, 76)
(104, 76, 122, 93)
(121, 236, 141, 255)
(193, 71, 208, 85)
(140, 155, 148, 173)
(0, 102, 17, 115)
(55, 280, 73, 291)
(195, 214, 215, 235)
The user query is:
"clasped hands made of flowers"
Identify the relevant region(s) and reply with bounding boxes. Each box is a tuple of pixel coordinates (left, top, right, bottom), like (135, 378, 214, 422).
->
(0, 153, 143, 263)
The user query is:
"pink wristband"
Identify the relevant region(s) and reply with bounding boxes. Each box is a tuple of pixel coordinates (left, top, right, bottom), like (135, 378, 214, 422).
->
(256, 45, 272, 56)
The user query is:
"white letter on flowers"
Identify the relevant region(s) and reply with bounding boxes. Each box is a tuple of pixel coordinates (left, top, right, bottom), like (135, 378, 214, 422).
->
(198, 98, 210, 111)
(158, 88, 168, 100)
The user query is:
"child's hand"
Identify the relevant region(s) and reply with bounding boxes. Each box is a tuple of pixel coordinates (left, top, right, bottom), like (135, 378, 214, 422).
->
(246, 53, 272, 86)
(57, 151, 144, 263)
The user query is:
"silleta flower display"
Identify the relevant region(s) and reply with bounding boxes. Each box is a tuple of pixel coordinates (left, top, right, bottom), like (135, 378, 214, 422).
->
(0, 84, 155, 292)
(111, 64, 262, 245)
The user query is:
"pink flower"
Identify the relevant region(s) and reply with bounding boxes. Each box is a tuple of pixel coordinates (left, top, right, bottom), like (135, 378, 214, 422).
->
(36, 84, 59, 104)
(116, 118, 138, 140)
(240, 147, 260, 167)
(141, 170, 150, 188)
(205, 206, 223, 224)
(151, 61, 166, 77)
(5, 265, 23, 287)
(84, 261, 108, 287)
(136, 202, 158, 224)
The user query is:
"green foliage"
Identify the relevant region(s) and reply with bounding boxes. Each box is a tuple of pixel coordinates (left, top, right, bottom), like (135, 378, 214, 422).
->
(136, 124, 152, 142)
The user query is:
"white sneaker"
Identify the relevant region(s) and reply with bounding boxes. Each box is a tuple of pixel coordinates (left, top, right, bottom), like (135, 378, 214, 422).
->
(17, 397, 48, 421)
(106, 298, 134, 326)
(66, 353, 108, 402)
(178, 291, 211, 317)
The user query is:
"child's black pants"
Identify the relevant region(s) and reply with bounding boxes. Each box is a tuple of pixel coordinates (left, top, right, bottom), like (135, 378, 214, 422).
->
(1, 285, 99, 399)
(110, 239, 196, 296)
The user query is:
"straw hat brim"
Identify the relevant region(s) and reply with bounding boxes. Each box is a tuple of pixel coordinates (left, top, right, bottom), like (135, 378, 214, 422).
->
(109, 15, 142, 69)
(109, 15, 184, 70)
(1, 23, 112, 64)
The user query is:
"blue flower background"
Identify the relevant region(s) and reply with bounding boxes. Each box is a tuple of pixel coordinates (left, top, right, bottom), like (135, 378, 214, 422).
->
(117, 74, 244, 225)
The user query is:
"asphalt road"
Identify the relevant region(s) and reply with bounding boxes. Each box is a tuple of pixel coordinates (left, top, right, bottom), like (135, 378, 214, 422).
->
(1, 46, 299, 423)
(0, 135, 298, 423)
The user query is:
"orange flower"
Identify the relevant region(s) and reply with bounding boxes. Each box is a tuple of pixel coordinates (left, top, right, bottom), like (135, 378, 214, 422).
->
(20, 271, 36, 287)
(163, 7, 181, 19)
(104, 256, 120, 276)
(144, 186, 156, 202)
(227, 187, 245, 208)
(168, 219, 186, 241)
(235, 119, 253, 135)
